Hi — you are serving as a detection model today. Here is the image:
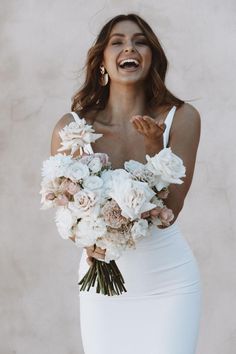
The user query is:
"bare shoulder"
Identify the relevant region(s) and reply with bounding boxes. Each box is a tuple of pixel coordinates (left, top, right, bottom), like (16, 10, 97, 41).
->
(53, 113, 75, 133)
(51, 113, 75, 155)
(174, 103, 201, 129)
(169, 102, 201, 159)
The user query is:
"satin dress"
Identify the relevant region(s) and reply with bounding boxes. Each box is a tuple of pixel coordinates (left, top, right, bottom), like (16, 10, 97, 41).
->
(71, 106, 202, 354)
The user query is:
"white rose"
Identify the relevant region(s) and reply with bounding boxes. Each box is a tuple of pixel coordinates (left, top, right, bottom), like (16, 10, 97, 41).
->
(146, 147, 186, 191)
(83, 175, 103, 190)
(65, 160, 89, 182)
(55, 207, 76, 239)
(131, 219, 149, 241)
(70, 189, 100, 218)
(88, 157, 102, 173)
(109, 178, 156, 221)
(75, 216, 107, 247)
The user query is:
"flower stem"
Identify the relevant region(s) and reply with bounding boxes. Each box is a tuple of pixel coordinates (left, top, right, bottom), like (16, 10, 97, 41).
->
(78, 259, 127, 296)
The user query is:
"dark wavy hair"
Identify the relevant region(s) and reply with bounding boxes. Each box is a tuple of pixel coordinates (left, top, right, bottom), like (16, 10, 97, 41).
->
(71, 13, 185, 117)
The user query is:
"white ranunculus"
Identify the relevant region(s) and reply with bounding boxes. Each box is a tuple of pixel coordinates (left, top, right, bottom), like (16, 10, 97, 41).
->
(57, 117, 103, 155)
(109, 178, 156, 221)
(131, 219, 149, 241)
(75, 216, 107, 247)
(55, 207, 76, 239)
(146, 147, 186, 191)
(82, 175, 103, 190)
(64, 160, 90, 182)
(41, 154, 73, 181)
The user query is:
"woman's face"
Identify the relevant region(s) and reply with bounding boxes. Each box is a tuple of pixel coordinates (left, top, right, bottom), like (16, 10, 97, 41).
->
(102, 20, 152, 85)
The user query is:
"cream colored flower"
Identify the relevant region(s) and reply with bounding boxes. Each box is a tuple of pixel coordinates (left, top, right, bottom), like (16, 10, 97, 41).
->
(57, 117, 103, 155)
(146, 147, 186, 191)
(109, 177, 156, 221)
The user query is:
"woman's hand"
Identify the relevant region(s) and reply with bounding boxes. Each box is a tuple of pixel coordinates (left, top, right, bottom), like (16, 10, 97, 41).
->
(85, 245, 106, 266)
(130, 115, 166, 141)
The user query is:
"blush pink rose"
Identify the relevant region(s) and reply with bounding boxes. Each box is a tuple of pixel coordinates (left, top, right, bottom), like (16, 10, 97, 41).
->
(66, 182, 80, 195)
(45, 192, 55, 201)
(159, 207, 174, 226)
(55, 194, 69, 206)
(150, 207, 162, 217)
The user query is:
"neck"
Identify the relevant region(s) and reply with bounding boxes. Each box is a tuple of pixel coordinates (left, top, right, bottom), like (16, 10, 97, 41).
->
(104, 82, 147, 124)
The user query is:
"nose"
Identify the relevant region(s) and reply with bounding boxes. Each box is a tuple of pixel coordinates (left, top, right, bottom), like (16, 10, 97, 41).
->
(124, 47, 135, 53)
(124, 41, 135, 53)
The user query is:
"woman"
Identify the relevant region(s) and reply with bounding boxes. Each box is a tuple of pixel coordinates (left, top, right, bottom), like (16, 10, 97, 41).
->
(51, 13, 202, 354)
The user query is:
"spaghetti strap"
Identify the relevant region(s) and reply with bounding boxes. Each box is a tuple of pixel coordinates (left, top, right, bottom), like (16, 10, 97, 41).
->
(69, 111, 94, 155)
(163, 106, 177, 148)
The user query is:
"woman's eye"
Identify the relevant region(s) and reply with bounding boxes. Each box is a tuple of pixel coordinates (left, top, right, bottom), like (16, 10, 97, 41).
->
(110, 40, 148, 46)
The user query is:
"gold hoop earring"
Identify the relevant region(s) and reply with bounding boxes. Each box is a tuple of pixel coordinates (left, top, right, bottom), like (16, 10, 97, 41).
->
(99, 65, 109, 86)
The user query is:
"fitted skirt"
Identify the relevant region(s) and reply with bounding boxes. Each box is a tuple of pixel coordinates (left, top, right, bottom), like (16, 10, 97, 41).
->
(77, 221, 202, 354)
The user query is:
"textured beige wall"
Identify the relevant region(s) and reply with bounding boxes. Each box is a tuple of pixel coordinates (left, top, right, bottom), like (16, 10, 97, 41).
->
(1, 1, 235, 353)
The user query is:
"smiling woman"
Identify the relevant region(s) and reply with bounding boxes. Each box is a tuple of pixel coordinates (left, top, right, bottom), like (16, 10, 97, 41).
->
(50, 13, 202, 354)
(71, 13, 185, 116)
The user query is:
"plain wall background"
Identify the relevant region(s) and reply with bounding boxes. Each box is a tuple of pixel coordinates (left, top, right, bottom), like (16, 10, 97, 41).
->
(1, 0, 235, 353)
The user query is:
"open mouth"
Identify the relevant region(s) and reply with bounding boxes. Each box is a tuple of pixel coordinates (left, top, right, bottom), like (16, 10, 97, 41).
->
(118, 59, 140, 70)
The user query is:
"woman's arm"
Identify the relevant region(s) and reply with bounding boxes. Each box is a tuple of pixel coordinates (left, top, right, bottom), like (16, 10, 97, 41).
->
(51, 113, 74, 156)
(131, 103, 201, 225)
(164, 103, 201, 223)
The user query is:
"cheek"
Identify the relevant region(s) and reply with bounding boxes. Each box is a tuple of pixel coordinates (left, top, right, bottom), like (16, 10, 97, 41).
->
(142, 49, 152, 71)
(103, 48, 119, 69)
(143, 48, 152, 62)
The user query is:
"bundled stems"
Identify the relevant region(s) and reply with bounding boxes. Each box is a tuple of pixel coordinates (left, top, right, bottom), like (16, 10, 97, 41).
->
(78, 259, 127, 296)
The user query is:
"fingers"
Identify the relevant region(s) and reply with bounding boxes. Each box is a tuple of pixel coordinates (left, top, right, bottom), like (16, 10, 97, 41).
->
(130, 115, 144, 132)
(86, 256, 94, 266)
(85, 245, 106, 261)
(130, 115, 166, 137)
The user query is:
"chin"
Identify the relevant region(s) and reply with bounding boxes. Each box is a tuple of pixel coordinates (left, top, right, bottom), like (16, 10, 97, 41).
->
(112, 74, 147, 85)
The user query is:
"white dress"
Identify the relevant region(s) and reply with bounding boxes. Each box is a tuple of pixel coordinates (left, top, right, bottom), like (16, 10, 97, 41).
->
(71, 106, 202, 354)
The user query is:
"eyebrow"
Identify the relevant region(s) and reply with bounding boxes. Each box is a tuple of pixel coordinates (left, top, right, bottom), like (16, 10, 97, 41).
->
(109, 32, 146, 39)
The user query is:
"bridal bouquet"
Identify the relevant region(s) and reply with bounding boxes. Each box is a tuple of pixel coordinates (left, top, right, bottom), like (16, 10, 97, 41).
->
(40, 116, 186, 296)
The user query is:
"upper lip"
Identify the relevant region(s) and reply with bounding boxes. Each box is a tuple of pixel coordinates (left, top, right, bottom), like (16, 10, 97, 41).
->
(118, 58, 140, 66)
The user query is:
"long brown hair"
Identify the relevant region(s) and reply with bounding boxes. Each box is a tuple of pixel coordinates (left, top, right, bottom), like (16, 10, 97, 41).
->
(71, 13, 185, 117)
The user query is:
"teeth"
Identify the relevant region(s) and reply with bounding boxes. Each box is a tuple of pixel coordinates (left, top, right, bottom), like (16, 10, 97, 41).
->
(119, 59, 139, 67)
